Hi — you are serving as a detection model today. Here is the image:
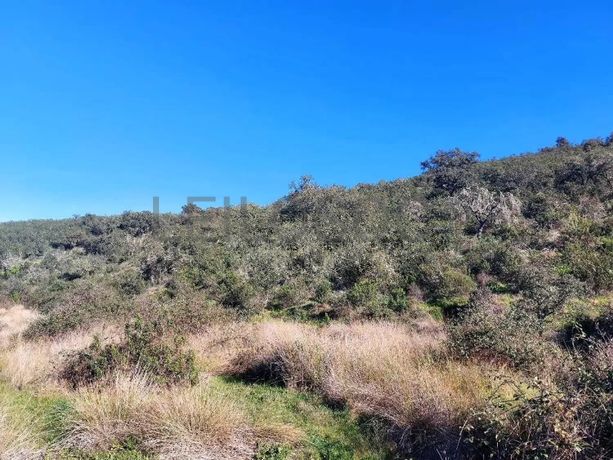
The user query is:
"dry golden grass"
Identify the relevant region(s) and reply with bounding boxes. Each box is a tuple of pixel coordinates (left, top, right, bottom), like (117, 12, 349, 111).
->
(64, 372, 255, 459)
(221, 319, 490, 448)
(143, 383, 253, 459)
(2, 318, 493, 457)
(187, 322, 259, 374)
(0, 304, 39, 348)
(63, 371, 153, 451)
(324, 322, 486, 428)
(0, 325, 119, 389)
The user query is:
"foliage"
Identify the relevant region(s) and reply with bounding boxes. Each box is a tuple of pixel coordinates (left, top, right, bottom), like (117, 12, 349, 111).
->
(2, 139, 611, 334)
(420, 148, 479, 195)
(60, 318, 198, 388)
(1, 136, 612, 459)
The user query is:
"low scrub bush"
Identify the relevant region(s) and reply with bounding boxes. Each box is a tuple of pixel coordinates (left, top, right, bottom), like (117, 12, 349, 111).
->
(464, 357, 612, 460)
(419, 264, 477, 310)
(463, 379, 585, 459)
(60, 318, 198, 388)
(558, 308, 613, 351)
(449, 292, 555, 369)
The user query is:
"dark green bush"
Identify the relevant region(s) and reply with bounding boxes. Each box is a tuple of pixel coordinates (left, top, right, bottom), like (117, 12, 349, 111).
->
(220, 270, 254, 309)
(386, 287, 408, 312)
(117, 211, 159, 237)
(114, 270, 146, 296)
(463, 380, 586, 459)
(313, 279, 332, 303)
(346, 279, 379, 308)
(60, 317, 199, 388)
(25, 308, 86, 338)
(422, 266, 477, 309)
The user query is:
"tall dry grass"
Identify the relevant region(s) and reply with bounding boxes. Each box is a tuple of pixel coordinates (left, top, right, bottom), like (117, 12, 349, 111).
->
(64, 372, 255, 459)
(217, 320, 490, 453)
(187, 322, 260, 374)
(0, 325, 119, 389)
(1, 317, 493, 457)
(0, 304, 39, 348)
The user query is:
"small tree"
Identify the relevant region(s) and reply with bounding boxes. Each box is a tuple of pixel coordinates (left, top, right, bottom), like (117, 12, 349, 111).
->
(181, 203, 203, 216)
(455, 186, 521, 237)
(289, 175, 317, 195)
(555, 136, 570, 148)
(421, 149, 479, 196)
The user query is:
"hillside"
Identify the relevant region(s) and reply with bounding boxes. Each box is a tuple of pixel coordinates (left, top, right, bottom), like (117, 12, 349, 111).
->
(0, 136, 612, 459)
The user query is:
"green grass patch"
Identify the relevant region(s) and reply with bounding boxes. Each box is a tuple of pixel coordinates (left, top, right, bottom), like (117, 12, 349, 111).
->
(211, 376, 392, 459)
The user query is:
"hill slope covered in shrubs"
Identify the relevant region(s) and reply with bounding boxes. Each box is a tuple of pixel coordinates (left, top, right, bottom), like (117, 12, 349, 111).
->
(0, 135, 611, 458)
(1, 136, 611, 330)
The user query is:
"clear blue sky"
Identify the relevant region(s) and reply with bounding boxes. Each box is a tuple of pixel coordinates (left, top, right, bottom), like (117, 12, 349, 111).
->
(1, 1, 612, 222)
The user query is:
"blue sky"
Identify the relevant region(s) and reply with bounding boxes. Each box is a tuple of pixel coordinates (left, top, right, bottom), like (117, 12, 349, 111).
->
(1, 1, 612, 222)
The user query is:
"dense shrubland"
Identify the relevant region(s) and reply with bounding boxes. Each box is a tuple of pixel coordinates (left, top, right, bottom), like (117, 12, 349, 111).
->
(0, 136, 611, 458)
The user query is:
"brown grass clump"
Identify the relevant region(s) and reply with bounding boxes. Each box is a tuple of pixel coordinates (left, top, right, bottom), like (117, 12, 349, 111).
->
(222, 319, 489, 454)
(142, 384, 253, 459)
(64, 372, 255, 459)
(0, 304, 40, 348)
(186, 322, 259, 374)
(0, 325, 118, 389)
(63, 372, 151, 452)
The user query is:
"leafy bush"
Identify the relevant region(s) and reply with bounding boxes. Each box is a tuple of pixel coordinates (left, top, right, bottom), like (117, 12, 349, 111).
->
(117, 211, 159, 237)
(421, 266, 477, 310)
(420, 148, 479, 196)
(386, 287, 409, 312)
(464, 380, 586, 459)
(346, 279, 380, 310)
(449, 292, 552, 369)
(219, 271, 254, 309)
(113, 270, 146, 296)
(60, 317, 199, 388)
(562, 239, 613, 292)
(313, 279, 332, 303)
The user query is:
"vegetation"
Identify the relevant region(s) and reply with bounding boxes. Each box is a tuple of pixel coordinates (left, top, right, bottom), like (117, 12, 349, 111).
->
(0, 135, 611, 458)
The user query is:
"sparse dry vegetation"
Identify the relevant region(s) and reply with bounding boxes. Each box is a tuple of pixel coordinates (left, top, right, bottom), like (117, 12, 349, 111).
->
(63, 372, 255, 459)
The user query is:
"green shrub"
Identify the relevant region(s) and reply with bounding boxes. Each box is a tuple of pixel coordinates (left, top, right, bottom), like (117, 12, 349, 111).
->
(463, 379, 586, 459)
(269, 281, 309, 310)
(562, 240, 613, 292)
(60, 317, 199, 388)
(558, 308, 613, 351)
(255, 443, 291, 460)
(423, 267, 477, 309)
(25, 308, 86, 338)
(24, 281, 126, 337)
(386, 287, 408, 312)
(346, 279, 379, 308)
(220, 271, 254, 309)
(113, 270, 145, 296)
(117, 211, 158, 237)
(449, 293, 551, 369)
(313, 279, 333, 303)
